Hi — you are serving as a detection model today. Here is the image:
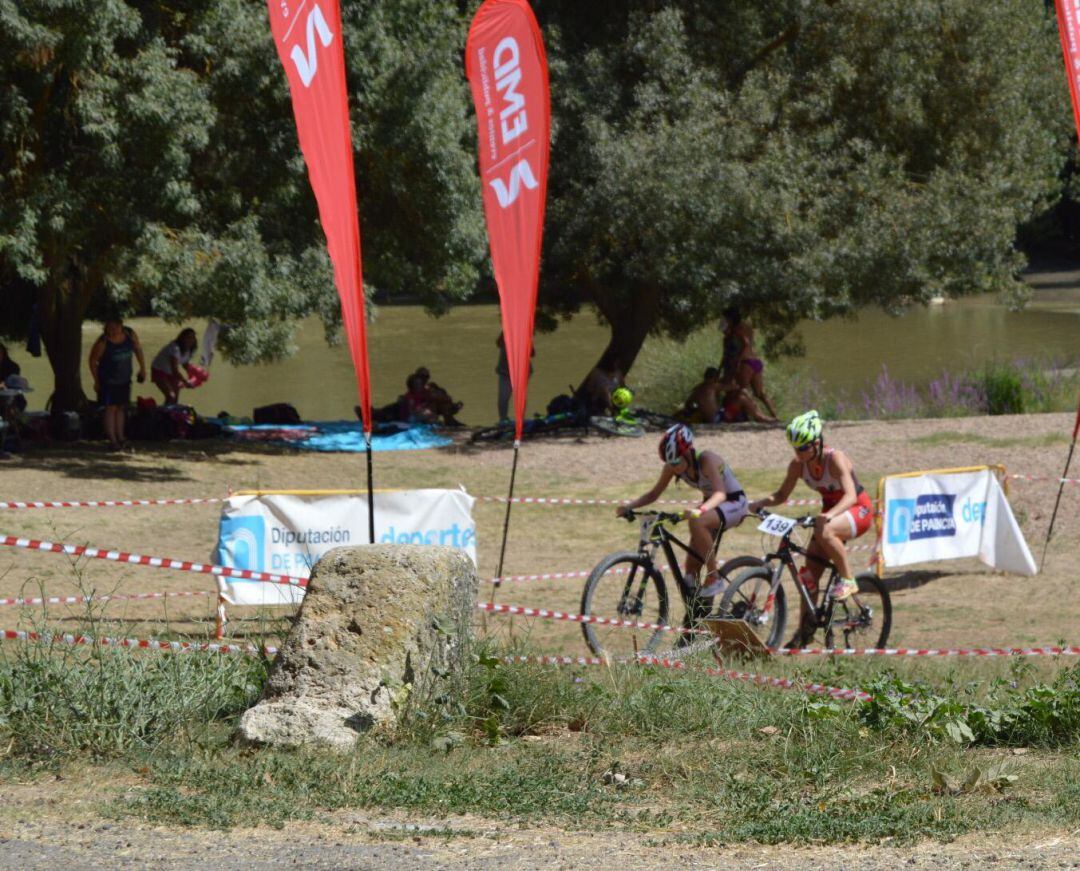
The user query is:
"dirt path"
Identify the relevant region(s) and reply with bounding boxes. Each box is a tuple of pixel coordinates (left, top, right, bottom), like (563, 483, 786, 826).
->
(1, 782, 1077, 870)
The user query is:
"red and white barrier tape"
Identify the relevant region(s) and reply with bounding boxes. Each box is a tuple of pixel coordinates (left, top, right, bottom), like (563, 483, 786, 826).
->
(0, 590, 214, 608)
(504, 654, 868, 701)
(0, 627, 275, 657)
(477, 495, 835, 508)
(772, 645, 1080, 657)
(489, 564, 673, 584)
(483, 601, 1076, 659)
(0, 473, 1066, 516)
(479, 601, 704, 636)
(490, 548, 876, 592)
(0, 535, 306, 588)
(0, 498, 224, 510)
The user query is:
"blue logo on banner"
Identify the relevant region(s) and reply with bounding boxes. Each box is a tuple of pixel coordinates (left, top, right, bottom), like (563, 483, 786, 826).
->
(216, 516, 266, 572)
(887, 494, 957, 544)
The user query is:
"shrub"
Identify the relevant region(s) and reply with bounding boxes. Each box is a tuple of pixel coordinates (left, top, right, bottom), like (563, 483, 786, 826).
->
(0, 641, 267, 759)
(981, 362, 1025, 415)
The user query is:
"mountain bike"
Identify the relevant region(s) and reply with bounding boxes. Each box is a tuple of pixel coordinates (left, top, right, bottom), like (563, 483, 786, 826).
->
(719, 509, 892, 650)
(580, 509, 764, 658)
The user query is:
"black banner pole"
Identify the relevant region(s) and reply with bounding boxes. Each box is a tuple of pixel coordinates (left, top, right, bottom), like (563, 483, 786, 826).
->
(365, 431, 375, 545)
(492, 440, 520, 593)
(1040, 437, 1077, 570)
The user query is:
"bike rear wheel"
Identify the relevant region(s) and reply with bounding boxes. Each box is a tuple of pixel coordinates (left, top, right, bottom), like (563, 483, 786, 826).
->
(718, 566, 787, 650)
(824, 571, 892, 650)
(580, 552, 669, 658)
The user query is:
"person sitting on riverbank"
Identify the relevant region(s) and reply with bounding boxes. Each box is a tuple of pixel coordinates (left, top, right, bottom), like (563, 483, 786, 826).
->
(718, 375, 777, 424)
(151, 328, 201, 405)
(680, 367, 722, 423)
(413, 367, 464, 426)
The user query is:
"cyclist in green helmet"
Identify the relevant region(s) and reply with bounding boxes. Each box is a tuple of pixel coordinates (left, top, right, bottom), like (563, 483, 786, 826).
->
(749, 411, 875, 632)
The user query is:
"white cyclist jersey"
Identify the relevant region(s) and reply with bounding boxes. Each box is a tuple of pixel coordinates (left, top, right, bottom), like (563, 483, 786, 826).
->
(676, 451, 744, 499)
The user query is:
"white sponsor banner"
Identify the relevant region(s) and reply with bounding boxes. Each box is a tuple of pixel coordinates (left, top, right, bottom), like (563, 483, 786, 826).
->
(213, 489, 477, 605)
(882, 469, 1036, 576)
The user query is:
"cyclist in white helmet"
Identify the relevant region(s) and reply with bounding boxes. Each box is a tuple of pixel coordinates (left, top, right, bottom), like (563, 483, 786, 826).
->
(749, 411, 874, 613)
(617, 424, 749, 595)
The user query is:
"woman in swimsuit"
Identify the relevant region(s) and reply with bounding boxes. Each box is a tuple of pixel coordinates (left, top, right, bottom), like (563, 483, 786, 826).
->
(721, 307, 778, 419)
(617, 424, 748, 595)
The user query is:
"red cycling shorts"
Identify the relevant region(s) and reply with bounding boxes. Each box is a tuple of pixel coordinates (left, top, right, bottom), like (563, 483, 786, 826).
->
(836, 490, 875, 539)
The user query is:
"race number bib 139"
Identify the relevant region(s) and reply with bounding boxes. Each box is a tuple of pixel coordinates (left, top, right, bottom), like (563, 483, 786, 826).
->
(757, 514, 797, 537)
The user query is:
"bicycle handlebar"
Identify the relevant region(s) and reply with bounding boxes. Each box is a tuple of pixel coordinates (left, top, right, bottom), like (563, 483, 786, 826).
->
(620, 508, 688, 524)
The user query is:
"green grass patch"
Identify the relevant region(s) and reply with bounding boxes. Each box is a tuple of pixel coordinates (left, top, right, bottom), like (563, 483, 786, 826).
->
(3, 640, 1079, 842)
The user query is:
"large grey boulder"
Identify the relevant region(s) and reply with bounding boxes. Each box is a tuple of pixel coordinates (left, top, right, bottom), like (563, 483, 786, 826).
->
(238, 545, 476, 750)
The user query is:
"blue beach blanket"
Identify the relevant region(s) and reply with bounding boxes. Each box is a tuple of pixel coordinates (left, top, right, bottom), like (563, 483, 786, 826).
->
(225, 422, 451, 452)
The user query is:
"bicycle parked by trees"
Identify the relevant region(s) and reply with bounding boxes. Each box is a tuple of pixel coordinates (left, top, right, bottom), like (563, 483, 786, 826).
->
(720, 509, 892, 650)
(580, 509, 763, 658)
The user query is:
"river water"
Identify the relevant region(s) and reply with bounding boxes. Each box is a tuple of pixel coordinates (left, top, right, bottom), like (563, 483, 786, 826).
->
(12, 270, 1080, 424)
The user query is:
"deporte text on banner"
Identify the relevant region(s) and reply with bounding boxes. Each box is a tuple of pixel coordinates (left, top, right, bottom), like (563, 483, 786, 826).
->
(214, 490, 477, 605)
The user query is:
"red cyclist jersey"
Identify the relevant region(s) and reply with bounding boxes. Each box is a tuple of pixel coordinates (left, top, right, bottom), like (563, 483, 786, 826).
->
(800, 447, 866, 510)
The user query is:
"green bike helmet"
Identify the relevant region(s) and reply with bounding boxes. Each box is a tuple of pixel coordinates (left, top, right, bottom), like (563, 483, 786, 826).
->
(611, 387, 634, 410)
(786, 410, 822, 449)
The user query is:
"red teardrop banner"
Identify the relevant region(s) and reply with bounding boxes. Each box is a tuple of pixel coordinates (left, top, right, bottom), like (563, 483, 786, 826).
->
(265, 0, 372, 432)
(466, 0, 551, 440)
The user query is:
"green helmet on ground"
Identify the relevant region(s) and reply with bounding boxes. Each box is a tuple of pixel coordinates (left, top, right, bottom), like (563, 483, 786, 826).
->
(612, 387, 633, 410)
(786, 410, 822, 448)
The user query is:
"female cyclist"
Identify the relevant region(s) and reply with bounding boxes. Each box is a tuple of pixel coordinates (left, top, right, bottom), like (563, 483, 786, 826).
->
(749, 410, 874, 604)
(616, 424, 748, 596)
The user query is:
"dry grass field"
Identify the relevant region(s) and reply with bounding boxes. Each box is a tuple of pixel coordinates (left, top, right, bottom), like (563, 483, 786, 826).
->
(0, 412, 1076, 655)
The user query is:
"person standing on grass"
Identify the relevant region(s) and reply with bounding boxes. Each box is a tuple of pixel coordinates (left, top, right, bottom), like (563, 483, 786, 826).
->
(495, 332, 534, 422)
(88, 317, 146, 451)
(749, 410, 874, 643)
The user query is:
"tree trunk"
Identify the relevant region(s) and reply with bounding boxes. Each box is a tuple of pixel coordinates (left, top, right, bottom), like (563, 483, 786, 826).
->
(39, 274, 91, 413)
(577, 286, 661, 392)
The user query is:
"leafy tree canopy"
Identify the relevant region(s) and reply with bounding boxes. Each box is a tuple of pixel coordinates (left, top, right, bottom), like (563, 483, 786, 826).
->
(538, 0, 1070, 366)
(0, 0, 483, 407)
(0, 0, 1070, 407)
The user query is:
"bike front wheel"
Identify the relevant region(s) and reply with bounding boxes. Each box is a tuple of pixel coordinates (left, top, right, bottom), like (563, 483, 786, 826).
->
(824, 571, 892, 650)
(580, 552, 669, 658)
(718, 566, 787, 650)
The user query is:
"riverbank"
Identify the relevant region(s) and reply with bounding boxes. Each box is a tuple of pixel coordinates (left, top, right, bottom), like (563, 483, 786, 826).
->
(7, 261, 1080, 424)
